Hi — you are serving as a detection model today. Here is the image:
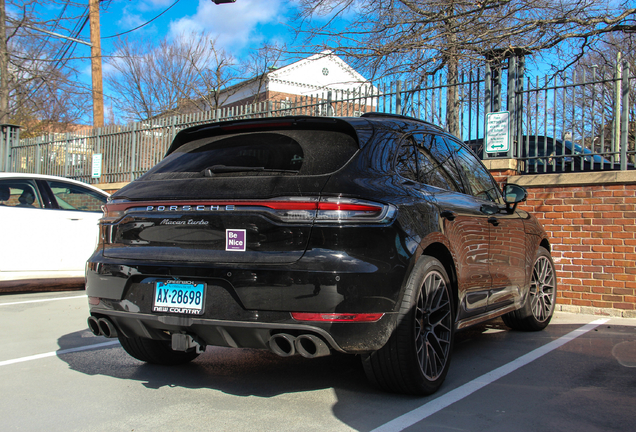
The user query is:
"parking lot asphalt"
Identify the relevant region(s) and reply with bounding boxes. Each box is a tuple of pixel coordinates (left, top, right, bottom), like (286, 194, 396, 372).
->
(1, 290, 635, 432)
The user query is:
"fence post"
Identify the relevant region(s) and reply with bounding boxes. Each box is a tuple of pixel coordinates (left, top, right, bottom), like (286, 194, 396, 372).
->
(396, 80, 402, 115)
(516, 55, 525, 159)
(130, 121, 137, 182)
(36, 140, 41, 175)
(620, 61, 630, 170)
(490, 61, 502, 113)
(327, 91, 333, 116)
(613, 53, 622, 162)
(1, 124, 19, 172)
(64, 132, 70, 177)
(507, 56, 516, 159)
(94, 126, 101, 182)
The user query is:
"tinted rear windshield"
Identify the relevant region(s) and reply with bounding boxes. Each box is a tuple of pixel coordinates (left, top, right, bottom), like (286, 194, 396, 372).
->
(144, 130, 359, 179)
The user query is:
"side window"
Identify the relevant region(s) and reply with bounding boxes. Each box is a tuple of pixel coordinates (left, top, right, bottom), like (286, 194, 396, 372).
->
(417, 134, 463, 192)
(394, 137, 418, 182)
(412, 134, 458, 191)
(444, 138, 502, 202)
(47, 181, 107, 212)
(0, 180, 43, 208)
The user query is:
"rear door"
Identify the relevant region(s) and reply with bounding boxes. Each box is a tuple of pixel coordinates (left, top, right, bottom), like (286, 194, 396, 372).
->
(44, 179, 108, 270)
(394, 133, 493, 314)
(418, 134, 494, 312)
(444, 138, 527, 310)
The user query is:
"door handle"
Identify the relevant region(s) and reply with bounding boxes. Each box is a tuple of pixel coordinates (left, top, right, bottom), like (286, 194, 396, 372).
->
(441, 210, 457, 221)
(488, 217, 499, 226)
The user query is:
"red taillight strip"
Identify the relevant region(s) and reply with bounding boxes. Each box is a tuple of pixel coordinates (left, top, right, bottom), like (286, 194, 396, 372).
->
(291, 312, 385, 322)
(104, 201, 383, 213)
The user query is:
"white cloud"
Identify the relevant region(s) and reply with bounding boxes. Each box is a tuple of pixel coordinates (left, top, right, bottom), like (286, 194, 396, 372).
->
(168, 0, 286, 52)
(136, 0, 176, 13)
(117, 4, 146, 30)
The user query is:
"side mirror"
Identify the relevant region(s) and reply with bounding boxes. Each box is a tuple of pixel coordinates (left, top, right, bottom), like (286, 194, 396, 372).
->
(502, 184, 527, 213)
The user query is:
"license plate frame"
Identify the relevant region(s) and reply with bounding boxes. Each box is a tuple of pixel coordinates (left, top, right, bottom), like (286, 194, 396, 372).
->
(152, 280, 206, 315)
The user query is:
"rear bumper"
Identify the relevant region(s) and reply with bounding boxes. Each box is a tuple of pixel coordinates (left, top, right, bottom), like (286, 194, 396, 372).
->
(85, 248, 409, 353)
(88, 307, 397, 353)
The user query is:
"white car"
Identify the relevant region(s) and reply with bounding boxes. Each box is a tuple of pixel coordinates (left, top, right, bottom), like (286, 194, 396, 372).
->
(0, 173, 109, 284)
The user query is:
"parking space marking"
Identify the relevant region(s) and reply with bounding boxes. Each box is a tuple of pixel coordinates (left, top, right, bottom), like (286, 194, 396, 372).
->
(371, 318, 610, 432)
(0, 340, 120, 367)
(0, 295, 86, 307)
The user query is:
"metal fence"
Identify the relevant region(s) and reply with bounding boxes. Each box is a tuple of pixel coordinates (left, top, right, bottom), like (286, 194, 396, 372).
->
(3, 58, 634, 183)
(514, 60, 635, 173)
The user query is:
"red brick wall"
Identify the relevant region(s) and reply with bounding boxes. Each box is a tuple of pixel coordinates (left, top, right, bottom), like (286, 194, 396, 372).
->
(492, 169, 636, 318)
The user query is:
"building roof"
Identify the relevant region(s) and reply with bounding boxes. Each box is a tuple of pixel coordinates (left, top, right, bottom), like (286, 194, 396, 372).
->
(218, 51, 374, 106)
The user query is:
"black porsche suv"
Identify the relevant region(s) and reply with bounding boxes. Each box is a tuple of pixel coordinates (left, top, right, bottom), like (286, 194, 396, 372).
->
(86, 113, 556, 395)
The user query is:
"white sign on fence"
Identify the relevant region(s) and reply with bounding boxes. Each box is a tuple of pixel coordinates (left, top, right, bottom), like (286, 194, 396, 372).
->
(92, 154, 103, 179)
(485, 111, 510, 153)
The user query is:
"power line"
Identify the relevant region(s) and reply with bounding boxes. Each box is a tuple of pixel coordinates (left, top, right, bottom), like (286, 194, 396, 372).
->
(103, 0, 182, 39)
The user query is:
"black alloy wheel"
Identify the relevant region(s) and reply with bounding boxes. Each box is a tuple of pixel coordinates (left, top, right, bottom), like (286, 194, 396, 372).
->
(503, 246, 557, 331)
(529, 252, 557, 322)
(415, 267, 453, 382)
(362, 256, 454, 395)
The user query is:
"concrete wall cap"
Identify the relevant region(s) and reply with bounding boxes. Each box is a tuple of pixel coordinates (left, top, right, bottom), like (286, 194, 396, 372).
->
(508, 171, 636, 187)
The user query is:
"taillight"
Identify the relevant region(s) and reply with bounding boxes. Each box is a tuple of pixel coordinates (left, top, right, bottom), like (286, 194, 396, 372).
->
(291, 312, 385, 322)
(100, 202, 129, 224)
(315, 197, 394, 224)
(256, 197, 396, 224)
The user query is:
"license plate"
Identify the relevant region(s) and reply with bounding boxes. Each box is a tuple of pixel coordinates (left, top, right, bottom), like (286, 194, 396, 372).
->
(153, 281, 205, 315)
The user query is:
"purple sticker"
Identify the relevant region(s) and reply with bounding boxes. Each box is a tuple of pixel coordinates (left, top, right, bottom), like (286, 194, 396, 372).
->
(226, 229, 246, 252)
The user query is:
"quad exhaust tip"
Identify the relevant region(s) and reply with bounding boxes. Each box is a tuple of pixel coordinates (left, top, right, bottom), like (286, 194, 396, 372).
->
(87, 316, 118, 339)
(268, 333, 330, 358)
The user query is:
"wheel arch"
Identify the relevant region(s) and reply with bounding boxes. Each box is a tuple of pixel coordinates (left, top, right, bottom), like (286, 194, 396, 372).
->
(421, 242, 458, 316)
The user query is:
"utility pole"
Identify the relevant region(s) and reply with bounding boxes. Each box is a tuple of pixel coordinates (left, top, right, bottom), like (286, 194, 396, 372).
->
(0, 0, 9, 124)
(89, 0, 104, 128)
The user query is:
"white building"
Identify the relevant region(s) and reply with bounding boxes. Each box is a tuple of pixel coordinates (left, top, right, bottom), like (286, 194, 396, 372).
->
(180, 51, 376, 115)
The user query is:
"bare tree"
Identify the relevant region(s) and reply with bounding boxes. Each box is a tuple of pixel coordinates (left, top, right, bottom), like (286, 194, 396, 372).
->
(105, 33, 245, 122)
(294, 0, 636, 134)
(1, 0, 93, 136)
(105, 34, 288, 122)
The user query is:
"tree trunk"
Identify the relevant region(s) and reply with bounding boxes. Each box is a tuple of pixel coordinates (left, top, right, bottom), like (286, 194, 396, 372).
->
(444, 4, 460, 138)
(0, 0, 9, 124)
(446, 55, 459, 137)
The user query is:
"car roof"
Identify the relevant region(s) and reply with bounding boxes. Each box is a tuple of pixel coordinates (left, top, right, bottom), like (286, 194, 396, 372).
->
(0, 173, 110, 196)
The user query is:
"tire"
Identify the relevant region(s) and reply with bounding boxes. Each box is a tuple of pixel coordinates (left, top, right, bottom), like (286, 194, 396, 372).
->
(118, 335, 200, 365)
(362, 256, 454, 395)
(502, 246, 557, 331)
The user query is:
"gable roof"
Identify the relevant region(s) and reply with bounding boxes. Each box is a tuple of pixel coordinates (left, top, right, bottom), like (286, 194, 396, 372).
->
(219, 51, 373, 106)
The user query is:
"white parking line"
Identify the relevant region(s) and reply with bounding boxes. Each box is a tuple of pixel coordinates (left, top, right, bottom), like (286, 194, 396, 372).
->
(0, 340, 120, 367)
(371, 318, 610, 432)
(0, 295, 87, 306)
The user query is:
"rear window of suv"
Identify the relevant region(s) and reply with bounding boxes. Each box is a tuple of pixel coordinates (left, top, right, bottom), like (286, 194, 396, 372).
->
(145, 130, 359, 178)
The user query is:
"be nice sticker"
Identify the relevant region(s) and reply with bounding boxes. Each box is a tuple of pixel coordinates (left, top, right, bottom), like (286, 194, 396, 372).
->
(226, 229, 246, 252)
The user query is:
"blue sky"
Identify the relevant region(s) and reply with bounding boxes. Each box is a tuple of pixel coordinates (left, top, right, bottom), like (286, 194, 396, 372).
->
(54, 0, 304, 122)
(98, 0, 296, 63)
